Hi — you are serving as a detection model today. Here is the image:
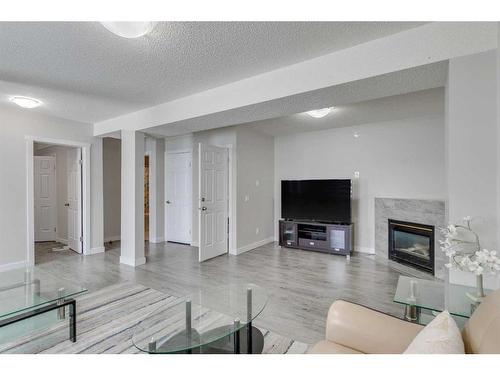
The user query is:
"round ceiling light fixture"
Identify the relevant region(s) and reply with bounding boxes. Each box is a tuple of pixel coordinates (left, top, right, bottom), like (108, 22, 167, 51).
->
(10, 96, 42, 109)
(306, 107, 334, 118)
(100, 22, 158, 38)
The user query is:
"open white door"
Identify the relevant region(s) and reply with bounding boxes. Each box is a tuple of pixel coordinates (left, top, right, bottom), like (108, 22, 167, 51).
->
(67, 148, 82, 253)
(198, 143, 228, 262)
(166, 151, 192, 244)
(34, 156, 57, 242)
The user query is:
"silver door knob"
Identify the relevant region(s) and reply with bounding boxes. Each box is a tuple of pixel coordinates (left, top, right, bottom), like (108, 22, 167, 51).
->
(201, 207, 207, 211)
(166, 200, 171, 204)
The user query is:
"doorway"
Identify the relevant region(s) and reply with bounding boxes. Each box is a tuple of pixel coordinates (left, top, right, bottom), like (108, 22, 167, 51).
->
(165, 150, 192, 244)
(32, 142, 84, 264)
(27, 137, 90, 266)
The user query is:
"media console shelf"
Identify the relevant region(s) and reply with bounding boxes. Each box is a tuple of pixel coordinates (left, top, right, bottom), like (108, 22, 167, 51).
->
(278, 220, 353, 257)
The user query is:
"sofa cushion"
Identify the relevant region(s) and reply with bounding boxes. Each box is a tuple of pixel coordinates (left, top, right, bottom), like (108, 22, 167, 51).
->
(404, 311, 464, 354)
(308, 340, 363, 354)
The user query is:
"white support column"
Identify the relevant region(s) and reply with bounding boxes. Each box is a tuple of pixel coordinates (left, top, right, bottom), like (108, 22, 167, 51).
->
(120, 130, 146, 267)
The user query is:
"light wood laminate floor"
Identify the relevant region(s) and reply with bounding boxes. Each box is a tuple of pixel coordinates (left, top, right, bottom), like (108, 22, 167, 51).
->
(35, 241, 409, 344)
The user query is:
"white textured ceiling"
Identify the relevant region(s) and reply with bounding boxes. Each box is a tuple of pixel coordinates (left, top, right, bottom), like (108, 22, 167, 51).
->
(247, 88, 444, 136)
(0, 21, 426, 123)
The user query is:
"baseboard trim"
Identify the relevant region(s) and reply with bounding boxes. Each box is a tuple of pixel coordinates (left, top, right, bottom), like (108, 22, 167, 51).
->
(120, 256, 146, 267)
(104, 235, 120, 243)
(0, 260, 29, 272)
(149, 236, 164, 244)
(232, 237, 275, 256)
(355, 246, 375, 254)
(85, 246, 105, 255)
(56, 237, 68, 245)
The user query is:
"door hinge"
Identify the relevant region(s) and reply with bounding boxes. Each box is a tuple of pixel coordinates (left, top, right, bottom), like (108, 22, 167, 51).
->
(54, 227, 57, 232)
(78, 159, 83, 165)
(189, 229, 191, 235)
(79, 236, 83, 242)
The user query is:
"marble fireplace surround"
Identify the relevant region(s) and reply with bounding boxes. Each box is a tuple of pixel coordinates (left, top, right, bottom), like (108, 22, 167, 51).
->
(375, 198, 446, 279)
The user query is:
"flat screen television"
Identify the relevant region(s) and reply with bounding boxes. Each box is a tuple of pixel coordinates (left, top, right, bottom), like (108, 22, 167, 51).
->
(281, 179, 351, 223)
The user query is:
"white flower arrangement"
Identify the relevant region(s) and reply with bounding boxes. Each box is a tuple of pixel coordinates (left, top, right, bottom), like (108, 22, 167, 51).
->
(440, 216, 500, 276)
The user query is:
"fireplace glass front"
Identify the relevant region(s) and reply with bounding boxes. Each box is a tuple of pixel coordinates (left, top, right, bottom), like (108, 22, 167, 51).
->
(388, 219, 434, 274)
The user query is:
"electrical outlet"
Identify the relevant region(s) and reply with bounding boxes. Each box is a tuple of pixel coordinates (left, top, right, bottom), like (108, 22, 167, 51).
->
(354, 171, 360, 178)
(244, 195, 250, 202)
(256, 227, 260, 235)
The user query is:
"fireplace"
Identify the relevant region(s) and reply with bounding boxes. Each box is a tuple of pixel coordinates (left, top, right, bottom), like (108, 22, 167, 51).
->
(388, 219, 434, 275)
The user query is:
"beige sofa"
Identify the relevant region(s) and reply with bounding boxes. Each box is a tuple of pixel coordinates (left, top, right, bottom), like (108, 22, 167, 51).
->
(310, 288, 500, 354)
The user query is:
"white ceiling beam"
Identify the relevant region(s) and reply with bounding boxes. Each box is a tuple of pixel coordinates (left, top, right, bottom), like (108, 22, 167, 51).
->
(94, 22, 497, 136)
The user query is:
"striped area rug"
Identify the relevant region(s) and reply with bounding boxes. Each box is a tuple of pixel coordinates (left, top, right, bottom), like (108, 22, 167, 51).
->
(0, 282, 309, 354)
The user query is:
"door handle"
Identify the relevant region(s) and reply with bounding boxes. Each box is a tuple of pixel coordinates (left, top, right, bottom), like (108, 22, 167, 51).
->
(64, 203, 70, 207)
(166, 200, 171, 204)
(200, 207, 207, 211)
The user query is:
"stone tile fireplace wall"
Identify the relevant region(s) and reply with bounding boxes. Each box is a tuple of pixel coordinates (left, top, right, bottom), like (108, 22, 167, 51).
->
(375, 198, 446, 279)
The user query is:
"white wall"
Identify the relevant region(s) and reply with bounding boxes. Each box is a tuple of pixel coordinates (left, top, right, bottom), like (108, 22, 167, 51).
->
(446, 50, 499, 288)
(274, 116, 446, 253)
(103, 137, 121, 241)
(446, 50, 498, 250)
(34, 144, 72, 243)
(0, 106, 103, 269)
(236, 127, 274, 251)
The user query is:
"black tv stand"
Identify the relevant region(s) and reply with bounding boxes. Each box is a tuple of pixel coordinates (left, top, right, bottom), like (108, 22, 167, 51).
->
(279, 219, 353, 257)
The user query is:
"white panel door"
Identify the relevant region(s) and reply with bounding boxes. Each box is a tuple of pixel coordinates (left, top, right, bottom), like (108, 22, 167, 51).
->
(67, 148, 82, 253)
(34, 157, 56, 242)
(165, 151, 192, 244)
(198, 143, 228, 262)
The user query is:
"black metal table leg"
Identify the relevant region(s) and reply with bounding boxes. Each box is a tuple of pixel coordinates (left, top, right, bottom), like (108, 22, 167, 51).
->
(247, 288, 252, 354)
(69, 300, 76, 342)
(233, 320, 240, 354)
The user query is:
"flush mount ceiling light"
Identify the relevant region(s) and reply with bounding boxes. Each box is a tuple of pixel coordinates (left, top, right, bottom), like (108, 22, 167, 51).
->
(306, 107, 334, 118)
(10, 96, 42, 109)
(100, 22, 157, 38)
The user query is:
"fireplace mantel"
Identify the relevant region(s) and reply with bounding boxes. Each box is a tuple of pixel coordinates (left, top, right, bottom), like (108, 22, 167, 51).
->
(375, 198, 446, 279)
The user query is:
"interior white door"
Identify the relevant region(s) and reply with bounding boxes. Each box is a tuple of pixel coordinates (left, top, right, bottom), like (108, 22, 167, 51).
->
(67, 148, 82, 253)
(165, 151, 192, 244)
(34, 156, 57, 242)
(198, 143, 228, 262)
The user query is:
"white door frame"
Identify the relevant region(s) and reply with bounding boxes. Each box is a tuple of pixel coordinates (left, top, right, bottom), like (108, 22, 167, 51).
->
(26, 136, 91, 265)
(165, 149, 193, 244)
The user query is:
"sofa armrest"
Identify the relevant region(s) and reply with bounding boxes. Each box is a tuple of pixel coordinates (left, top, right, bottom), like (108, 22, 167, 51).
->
(325, 300, 423, 354)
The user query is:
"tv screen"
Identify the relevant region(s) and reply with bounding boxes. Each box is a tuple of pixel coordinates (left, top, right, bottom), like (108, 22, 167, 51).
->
(281, 179, 351, 223)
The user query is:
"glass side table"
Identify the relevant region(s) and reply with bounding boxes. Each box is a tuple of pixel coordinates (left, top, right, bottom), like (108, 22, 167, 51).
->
(0, 267, 87, 342)
(393, 275, 490, 325)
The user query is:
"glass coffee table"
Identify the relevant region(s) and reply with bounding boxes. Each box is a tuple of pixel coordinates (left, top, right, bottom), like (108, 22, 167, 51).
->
(133, 283, 267, 354)
(0, 267, 87, 342)
(393, 275, 490, 325)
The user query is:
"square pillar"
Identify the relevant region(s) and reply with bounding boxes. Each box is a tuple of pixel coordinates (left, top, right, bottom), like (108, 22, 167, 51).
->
(120, 130, 146, 266)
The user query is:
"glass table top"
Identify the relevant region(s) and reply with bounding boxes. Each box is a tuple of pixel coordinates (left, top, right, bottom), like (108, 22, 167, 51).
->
(0, 267, 87, 320)
(393, 275, 491, 319)
(132, 283, 268, 354)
